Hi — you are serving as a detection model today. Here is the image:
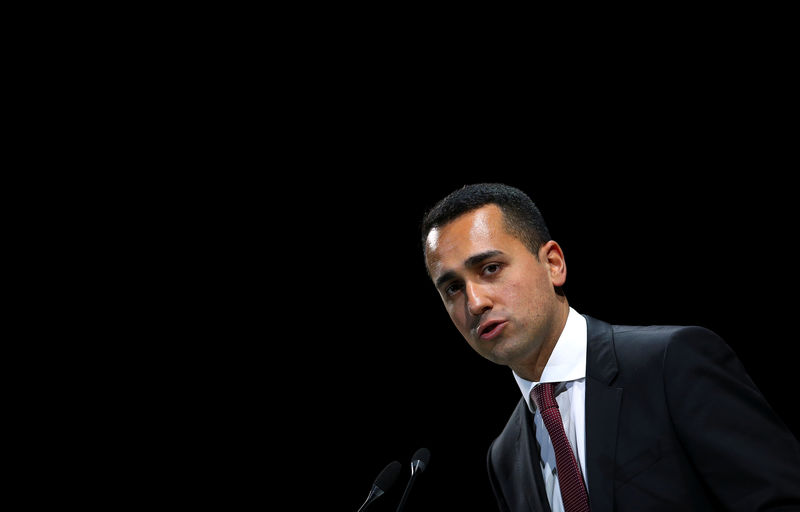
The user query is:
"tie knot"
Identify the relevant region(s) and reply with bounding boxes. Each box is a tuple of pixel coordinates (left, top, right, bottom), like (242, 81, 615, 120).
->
(531, 382, 558, 411)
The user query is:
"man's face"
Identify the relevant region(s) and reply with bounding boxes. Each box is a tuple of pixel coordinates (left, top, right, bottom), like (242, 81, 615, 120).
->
(424, 204, 566, 369)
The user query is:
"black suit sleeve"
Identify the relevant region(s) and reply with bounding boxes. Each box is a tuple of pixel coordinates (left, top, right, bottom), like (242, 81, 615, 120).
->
(663, 327, 800, 511)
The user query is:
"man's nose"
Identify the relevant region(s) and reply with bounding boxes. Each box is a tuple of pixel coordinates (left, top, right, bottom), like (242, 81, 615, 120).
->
(465, 281, 492, 317)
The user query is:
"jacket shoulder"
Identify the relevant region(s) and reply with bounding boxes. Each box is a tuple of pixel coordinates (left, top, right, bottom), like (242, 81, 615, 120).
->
(587, 315, 727, 377)
(610, 323, 723, 353)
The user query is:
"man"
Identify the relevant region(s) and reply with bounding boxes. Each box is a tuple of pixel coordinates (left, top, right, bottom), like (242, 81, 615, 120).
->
(420, 183, 800, 511)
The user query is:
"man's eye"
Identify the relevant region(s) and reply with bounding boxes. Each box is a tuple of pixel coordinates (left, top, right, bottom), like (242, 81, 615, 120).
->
(445, 283, 463, 296)
(484, 263, 501, 275)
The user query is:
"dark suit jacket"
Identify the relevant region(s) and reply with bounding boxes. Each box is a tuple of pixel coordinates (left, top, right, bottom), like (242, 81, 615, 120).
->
(487, 315, 800, 511)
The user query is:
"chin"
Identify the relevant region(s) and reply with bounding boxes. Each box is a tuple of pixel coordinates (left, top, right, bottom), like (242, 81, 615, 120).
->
(485, 341, 519, 366)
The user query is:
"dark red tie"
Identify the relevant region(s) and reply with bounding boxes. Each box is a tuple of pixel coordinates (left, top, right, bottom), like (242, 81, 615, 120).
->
(531, 382, 590, 512)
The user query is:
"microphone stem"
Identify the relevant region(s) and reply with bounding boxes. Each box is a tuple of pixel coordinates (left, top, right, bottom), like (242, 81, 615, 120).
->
(395, 472, 418, 512)
(356, 494, 371, 512)
(356, 487, 379, 512)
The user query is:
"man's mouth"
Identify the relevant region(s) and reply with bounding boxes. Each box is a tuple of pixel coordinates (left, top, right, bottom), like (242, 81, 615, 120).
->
(478, 320, 508, 340)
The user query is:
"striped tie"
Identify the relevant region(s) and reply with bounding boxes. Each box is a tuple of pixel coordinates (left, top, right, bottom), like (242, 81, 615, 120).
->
(531, 382, 590, 512)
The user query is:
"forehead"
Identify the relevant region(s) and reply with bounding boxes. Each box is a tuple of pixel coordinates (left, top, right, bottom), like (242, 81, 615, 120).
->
(425, 204, 517, 273)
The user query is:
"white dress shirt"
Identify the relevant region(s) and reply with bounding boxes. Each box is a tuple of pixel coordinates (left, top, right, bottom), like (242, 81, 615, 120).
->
(512, 307, 588, 512)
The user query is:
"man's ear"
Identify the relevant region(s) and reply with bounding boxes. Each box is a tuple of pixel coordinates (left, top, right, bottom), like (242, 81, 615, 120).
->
(541, 240, 566, 287)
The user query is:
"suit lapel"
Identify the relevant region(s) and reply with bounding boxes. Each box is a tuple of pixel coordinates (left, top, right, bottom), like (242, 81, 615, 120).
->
(519, 404, 552, 511)
(583, 315, 622, 511)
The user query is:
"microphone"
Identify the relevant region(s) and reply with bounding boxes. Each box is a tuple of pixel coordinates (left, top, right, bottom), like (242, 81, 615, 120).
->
(396, 447, 431, 512)
(356, 460, 402, 512)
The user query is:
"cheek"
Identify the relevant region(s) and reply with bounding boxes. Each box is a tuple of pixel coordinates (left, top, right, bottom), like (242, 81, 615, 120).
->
(506, 279, 548, 317)
(500, 281, 530, 308)
(448, 306, 467, 329)
(446, 303, 472, 335)
(444, 302, 465, 330)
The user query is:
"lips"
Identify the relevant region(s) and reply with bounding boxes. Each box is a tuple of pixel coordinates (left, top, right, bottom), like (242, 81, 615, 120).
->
(478, 320, 508, 340)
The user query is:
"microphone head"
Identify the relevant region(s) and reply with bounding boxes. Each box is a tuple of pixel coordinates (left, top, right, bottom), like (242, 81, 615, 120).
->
(374, 460, 402, 492)
(411, 447, 431, 473)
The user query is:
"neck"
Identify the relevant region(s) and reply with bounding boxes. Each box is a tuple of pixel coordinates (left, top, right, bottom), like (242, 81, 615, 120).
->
(510, 300, 569, 382)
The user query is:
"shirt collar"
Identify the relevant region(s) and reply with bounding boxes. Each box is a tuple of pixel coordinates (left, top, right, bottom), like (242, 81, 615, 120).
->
(513, 307, 587, 412)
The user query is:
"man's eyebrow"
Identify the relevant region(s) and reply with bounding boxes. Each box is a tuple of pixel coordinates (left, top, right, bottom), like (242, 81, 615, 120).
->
(464, 250, 504, 269)
(434, 250, 505, 289)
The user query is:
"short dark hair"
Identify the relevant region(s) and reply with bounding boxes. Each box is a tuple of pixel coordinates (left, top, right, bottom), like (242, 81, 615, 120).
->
(421, 183, 552, 260)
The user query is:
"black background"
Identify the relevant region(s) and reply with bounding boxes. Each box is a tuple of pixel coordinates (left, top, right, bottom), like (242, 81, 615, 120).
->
(39, 11, 800, 511)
